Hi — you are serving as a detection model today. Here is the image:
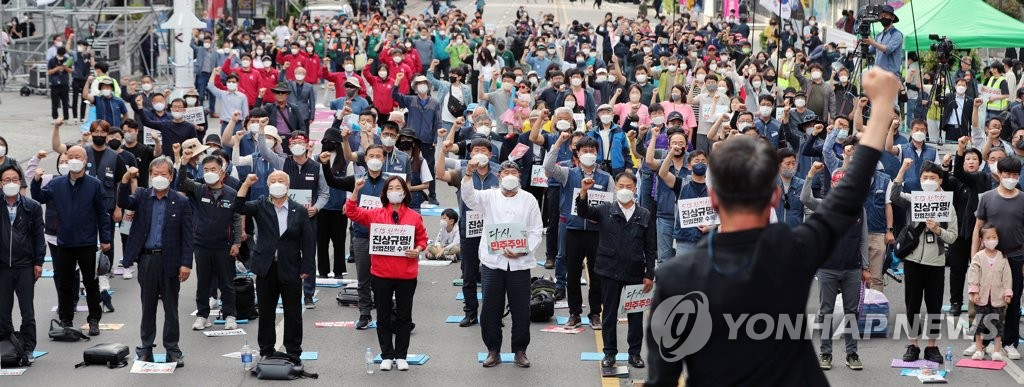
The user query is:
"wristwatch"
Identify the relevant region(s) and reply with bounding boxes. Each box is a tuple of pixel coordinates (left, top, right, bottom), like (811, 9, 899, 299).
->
(887, 227, 894, 232)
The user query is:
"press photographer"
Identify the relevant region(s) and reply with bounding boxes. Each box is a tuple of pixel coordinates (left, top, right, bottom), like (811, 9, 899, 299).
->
(859, 4, 904, 76)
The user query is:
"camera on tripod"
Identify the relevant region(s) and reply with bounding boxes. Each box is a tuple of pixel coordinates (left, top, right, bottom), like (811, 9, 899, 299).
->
(929, 34, 955, 64)
(856, 4, 885, 38)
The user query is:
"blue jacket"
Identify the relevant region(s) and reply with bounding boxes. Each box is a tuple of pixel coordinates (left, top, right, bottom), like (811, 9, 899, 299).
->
(775, 177, 805, 228)
(898, 142, 937, 192)
(0, 195, 46, 268)
(587, 124, 634, 171)
(393, 90, 443, 145)
(673, 177, 708, 243)
(118, 186, 195, 277)
(31, 174, 112, 247)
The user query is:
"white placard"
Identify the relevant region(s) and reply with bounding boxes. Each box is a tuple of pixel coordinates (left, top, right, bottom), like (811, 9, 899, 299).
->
(143, 127, 160, 146)
(570, 188, 614, 215)
(119, 210, 134, 235)
(677, 197, 719, 227)
(485, 222, 529, 254)
(530, 165, 547, 187)
(183, 106, 206, 126)
(369, 223, 416, 257)
(288, 189, 313, 206)
(618, 284, 654, 315)
(979, 85, 1002, 102)
(0, 369, 26, 376)
(130, 361, 177, 374)
(702, 104, 731, 123)
(358, 195, 383, 210)
(910, 191, 953, 222)
(465, 211, 484, 238)
(203, 328, 247, 337)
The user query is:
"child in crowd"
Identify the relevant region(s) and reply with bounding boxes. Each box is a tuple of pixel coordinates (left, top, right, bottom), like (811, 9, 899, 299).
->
(968, 225, 1013, 361)
(425, 208, 460, 261)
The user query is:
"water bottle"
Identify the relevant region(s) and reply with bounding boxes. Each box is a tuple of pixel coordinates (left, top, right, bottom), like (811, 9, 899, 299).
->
(365, 347, 374, 374)
(944, 346, 953, 373)
(241, 340, 253, 370)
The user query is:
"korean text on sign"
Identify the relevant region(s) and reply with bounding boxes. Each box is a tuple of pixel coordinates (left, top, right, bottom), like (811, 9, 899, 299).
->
(618, 284, 654, 315)
(910, 191, 952, 222)
(369, 223, 416, 257)
(465, 211, 485, 238)
(485, 222, 529, 255)
(677, 197, 719, 227)
(570, 188, 613, 215)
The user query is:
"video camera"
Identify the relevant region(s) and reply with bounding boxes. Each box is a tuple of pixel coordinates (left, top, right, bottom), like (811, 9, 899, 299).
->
(856, 4, 886, 38)
(929, 34, 955, 64)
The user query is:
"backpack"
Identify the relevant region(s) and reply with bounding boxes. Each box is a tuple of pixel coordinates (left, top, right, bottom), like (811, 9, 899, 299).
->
(529, 277, 556, 322)
(74, 343, 129, 369)
(252, 352, 319, 380)
(0, 332, 30, 367)
(234, 276, 259, 320)
(48, 319, 90, 342)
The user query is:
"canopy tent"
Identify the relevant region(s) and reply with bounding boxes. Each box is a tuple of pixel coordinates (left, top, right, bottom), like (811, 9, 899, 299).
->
(893, 0, 1024, 51)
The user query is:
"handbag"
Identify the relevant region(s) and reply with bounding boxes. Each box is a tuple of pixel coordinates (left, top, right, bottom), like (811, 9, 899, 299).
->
(446, 85, 467, 117)
(893, 223, 927, 259)
(74, 343, 129, 369)
(0, 332, 30, 367)
(252, 352, 318, 380)
(48, 319, 90, 342)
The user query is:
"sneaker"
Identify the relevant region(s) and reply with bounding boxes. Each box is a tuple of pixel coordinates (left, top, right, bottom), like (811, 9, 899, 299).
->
(328, 272, 335, 278)
(396, 359, 409, 371)
(209, 297, 219, 311)
(379, 359, 393, 371)
(543, 260, 554, 269)
(903, 344, 921, 361)
(587, 314, 601, 330)
(972, 349, 985, 360)
(223, 316, 238, 330)
(304, 296, 316, 309)
(564, 314, 582, 328)
(949, 302, 963, 317)
(846, 353, 863, 370)
(122, 267, 134, 279)
(1005, 345, 1021, 360)
(819, 353, 832, 370)
(923, 346, 943, 364)
(356, 315, 372, 330)
(192, 317, 212, 330)
(993, 350, 1007, 362)
(964, 343, 979, 356)
(99, 290, 115, 313)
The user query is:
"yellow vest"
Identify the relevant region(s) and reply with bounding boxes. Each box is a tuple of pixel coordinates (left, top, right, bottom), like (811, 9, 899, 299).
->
(986, 76, 1008, 110)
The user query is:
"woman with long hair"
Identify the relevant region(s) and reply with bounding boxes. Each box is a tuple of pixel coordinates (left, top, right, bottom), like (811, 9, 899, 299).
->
(396, 129, 432, 211)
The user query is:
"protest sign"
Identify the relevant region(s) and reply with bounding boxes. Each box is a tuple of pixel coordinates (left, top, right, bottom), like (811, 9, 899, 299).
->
(369, 223, 416, 257)
(910, 191, 953, 222)
(530, 165, 547, 187)
(289, 189, 313, 206)
(203, 329, 247, 337)
(465, 211, 484, 238)
(570, 188, 614, 215)
(359, 195, 383, 209)
(677, 197, 718, 227)
(130, 361, 177, 374)
(183, 107, 206, 126)
(509, 143, 529, 161)
(618, 284, 654, 315)
(485, 223, 529, 254)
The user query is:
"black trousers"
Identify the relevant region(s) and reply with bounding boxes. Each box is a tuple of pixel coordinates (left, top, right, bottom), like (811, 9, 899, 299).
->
(194, 246, 236, 318)
(317, 209, 348, 276)
(256, 261, 303, 357)
(480, 266, 531, 353)
(137, 253, 182, 356)
(55, 245, 101, 324)
(0, 267, 37, 353)
(51, 84, 70, 120)
(946, 238, 971, 305)
(71, 78, 87, 119)
(461, 237, 482, 314)
(525, 184, 546, 228)
(904, 260, 945, 338)
(564, 229, 603, 316)
(544, 187, 561, 260)
(600, 276, 643, 356)
(372, 275, 417, 360)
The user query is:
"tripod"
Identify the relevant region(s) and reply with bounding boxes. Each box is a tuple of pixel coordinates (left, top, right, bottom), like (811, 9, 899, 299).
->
(922, 57, 960, 144)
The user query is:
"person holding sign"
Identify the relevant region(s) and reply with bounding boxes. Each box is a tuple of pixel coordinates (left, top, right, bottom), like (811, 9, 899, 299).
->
(576, 173, 655, 369)
(658, 143, 709, 258)
(891, 159, 958, 363)
(544, 133, 612, 330)
(256, 130, 329, 308)
(233, 171, 315, 362)
(345, 175, 427, 371)
(320, 143, 389, 330)
(461, 160, 543, 368)
(134, 95, 200, 160)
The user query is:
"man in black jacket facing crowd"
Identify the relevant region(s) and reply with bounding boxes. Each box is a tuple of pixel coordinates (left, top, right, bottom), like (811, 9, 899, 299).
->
(0, 165, 46, 360)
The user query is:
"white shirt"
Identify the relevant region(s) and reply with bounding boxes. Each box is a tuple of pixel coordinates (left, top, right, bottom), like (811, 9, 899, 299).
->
(460, 180, 543, 271)
(435, 224, 460, 250)
(618, 201, 635, 222)
(274, 199, 289, 236)
(948, 95, 966, 125)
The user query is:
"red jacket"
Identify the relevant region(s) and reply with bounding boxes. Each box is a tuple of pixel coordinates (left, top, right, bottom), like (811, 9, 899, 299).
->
(344, 199, 426, 280)
(322, 70, 369, 99)
(276, 51, 322, 83)
(258, 68, 278, 104)
(362, 65, 408, 115)
(222, 58, 264, 107)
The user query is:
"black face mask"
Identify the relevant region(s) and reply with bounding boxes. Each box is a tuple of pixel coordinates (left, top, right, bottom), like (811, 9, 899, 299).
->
(396, 141, 414, 151)
(880, 18, 893, 27)
(92, 136, 107, 147)
(107, 140, 122, 150)
(1016, 138, 1024, 151)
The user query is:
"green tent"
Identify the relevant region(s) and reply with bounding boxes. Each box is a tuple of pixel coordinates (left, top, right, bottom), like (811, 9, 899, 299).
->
(893, 0, 1024, 50)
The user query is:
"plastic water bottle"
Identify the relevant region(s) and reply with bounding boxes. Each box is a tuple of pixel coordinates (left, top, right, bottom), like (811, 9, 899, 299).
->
(365, 347, 374, 374)
(241, 340, 253, 370)
(944, 346, 953, 373)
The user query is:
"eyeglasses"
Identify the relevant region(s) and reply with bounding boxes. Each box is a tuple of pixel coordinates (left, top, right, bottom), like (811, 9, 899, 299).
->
(1, 178, 19, 185)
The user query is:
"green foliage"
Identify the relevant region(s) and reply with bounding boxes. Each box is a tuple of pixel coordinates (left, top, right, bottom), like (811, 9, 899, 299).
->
(986, 0, 1023, 20)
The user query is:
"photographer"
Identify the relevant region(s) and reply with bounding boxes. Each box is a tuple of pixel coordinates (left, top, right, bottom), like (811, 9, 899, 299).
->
(862, 5, 904, 76)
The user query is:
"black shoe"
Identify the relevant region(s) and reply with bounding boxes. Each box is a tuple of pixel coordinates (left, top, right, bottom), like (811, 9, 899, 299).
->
(166, 353, 184, 368)
(459, 314, 478, 327)
(588, 314, 601, 330)
(903, 344, 921, 362)
(136, 349, 154, 363)
(356, 315, 372, 330)
(923, 346, 943, 364)
(304, 296, 315, 309)
(482, 351, 500, 368)
(554, 288, 566, 301)
(100, 291, 115, 313)
(628, 354, 645, 368)
(564, 314, 582, 328)
(846, 352, 863, 370)
(601, 354, 615, 368)
(819, 353, 832, 370)
(514, 351, 530, 368)
(428, 198, 440, 206)
(544, 259, 554, 269)
(87, 320, 100, 336)
(60, 320, 73, 328)
(346, 256, 355, 263)
(950, 302, 963, 317)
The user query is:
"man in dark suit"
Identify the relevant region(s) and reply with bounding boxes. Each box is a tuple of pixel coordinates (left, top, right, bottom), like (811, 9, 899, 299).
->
(285, 67, 316, 126)
(232, 170, 315, 359)
(117, 156, 194, 367)
(263, 82, 308, 139)
(939, 78, 974, 142)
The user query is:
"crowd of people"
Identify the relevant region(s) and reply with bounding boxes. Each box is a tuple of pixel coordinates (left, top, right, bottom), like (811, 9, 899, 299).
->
(5, 1, 1024, 384)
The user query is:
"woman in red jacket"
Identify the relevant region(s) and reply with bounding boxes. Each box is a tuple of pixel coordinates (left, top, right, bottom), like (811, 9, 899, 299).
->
(345, 175, 427, 372)
(362, 58, 408, 120)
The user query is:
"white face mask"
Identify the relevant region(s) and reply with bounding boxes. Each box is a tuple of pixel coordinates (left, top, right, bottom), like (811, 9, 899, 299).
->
(615, 188, 634, 204)
(387, 191, 405, 204)
(152, 102, 166, 112)
(751, 80, 763, 89)
(171, 111, 185, 120)
(500, 175, 520, 191)
(203, 172, 220, 185)
(416, 84, 429, 94)
(1002, 178, 1019, 190)
(502, 83, 514, 92)
(476, 125, 491, 137)
(651, 116, 665, 126)
(378, 70, 389, 78)
(810, 71, 823, 80)
(185, 97, 198, 106)
(599, 115, 613, 124)
(984, 239, 1000, 250)
(2, 183, 19, 197)
(151, 176, 170, 191)
(0, 146, 6, 157)
(439, 218, 449, 228)
(793, 98, 806, 108)
(695, 74, 706, 82)
(100, 89, 112, 97)
(296, 74, 306, 81)
(141, 83, 153, 91)
(67, 159, 85, 173)
(380, 136, 397, 147)
(911, 131, 927, 143)
(269, 182, 288, 198)
(472, 153, 489, 167)
(556, 120, 571, 131)
(203, 43, 211, 49)
(58, 163, 71, 175)
(291, 48, 299, 55)
(570, 78, 583, 87)
(595, 75, 607, 83)
(393, 56, 403, 64)
(564, 101, 576, 109)
(989, 162, 999, 173)
(226, 82, 239, 91)
(920, 179, 939, 192)
(737, 122, 752, 131)
(290, 144, 307, 156)
(635, 74, 648, 83)
(839, 75, 849, 83)
(956, 85, 968, 95)
(344, 64, 354, 72)
(579, 153, 597, 167)
(366, 158, 384, 172)
(248, 123, 261, 134)
(785, 52, 794, 59)
(240, 59, 252, 68)
(666, 65, 677, 72)
(759, 106, 773, 117)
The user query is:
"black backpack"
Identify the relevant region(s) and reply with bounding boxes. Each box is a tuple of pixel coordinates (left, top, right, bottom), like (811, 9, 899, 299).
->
(0, 332, 30, 367)
(252, 352, 318, 380)
(234, 276, 259, 320)
(529, 277, 556, 322)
